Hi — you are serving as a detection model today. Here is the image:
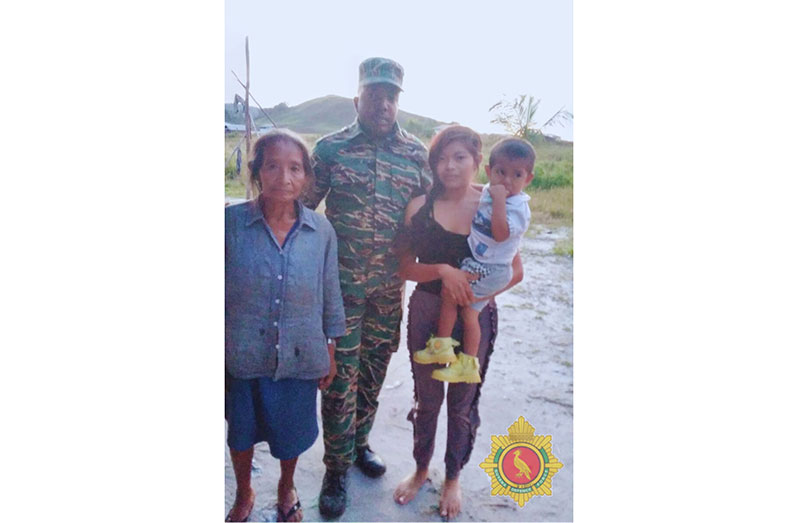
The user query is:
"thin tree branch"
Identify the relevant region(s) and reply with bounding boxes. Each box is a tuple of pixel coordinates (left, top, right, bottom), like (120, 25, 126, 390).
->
(231, 69, 278, 128)
(542, 106, 573, 129)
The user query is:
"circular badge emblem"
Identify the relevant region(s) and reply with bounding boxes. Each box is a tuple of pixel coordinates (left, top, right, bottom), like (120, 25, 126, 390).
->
(480, 416, 563, 507)
(497, 442, 544, 488)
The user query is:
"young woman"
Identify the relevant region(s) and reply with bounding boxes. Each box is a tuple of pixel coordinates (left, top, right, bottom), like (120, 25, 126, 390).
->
(393, 125, 523, 518)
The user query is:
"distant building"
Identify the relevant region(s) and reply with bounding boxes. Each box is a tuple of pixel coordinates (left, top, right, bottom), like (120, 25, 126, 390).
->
(225, 122, 246, 133)
(224, 122, 275, 134)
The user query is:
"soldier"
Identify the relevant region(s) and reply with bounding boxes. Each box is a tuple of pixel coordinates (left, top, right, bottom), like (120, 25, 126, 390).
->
(302, 57, 432, 518)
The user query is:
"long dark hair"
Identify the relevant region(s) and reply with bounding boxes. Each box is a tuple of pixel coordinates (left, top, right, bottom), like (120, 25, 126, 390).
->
(394, 125, 482, 255)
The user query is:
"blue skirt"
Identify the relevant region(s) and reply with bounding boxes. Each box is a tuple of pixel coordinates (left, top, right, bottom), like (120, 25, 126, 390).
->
(225, 373, 319, 459)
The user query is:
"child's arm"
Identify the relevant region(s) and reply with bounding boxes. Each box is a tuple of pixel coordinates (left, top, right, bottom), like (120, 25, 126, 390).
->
(488, 185, 510, 242)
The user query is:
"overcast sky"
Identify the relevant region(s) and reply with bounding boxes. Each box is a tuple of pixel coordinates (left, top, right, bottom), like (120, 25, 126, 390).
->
(226, 0, 573, 140)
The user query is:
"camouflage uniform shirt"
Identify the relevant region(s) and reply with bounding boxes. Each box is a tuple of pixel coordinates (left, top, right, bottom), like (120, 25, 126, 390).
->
(304, 120, 432, 295)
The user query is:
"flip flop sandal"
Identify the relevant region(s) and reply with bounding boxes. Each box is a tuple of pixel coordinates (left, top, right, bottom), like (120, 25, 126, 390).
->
(225, 496, 254, 522)
(225, 506, 252, 522)
(276, 488, 302, 522)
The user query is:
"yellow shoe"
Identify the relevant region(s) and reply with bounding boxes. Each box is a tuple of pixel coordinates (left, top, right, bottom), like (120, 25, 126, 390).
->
(413, 337, 459, 365)
(431, 353, 482, 383)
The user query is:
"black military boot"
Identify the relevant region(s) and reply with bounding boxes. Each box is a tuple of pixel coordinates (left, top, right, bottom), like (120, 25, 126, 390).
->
(355, 446, 386, 478)
(319, 469, 347, 519)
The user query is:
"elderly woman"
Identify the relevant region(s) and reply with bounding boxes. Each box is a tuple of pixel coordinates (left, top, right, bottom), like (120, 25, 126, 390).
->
(225, 129, 346, 522)
(393, 126, 523, 518)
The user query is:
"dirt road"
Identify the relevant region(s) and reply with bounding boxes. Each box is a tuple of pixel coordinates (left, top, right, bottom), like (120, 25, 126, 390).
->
(225, 226, 573, 521)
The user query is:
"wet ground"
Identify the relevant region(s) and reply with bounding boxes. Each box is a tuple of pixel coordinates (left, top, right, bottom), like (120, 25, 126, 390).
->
(225, 226, 573, 522)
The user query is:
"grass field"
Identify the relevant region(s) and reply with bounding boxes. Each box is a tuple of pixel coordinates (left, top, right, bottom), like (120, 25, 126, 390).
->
(225, 130, 573, 231)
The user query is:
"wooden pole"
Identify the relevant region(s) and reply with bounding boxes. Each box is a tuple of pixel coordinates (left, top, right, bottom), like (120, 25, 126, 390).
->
(244, 36, 252, 200)
(232, 70, 277, 128)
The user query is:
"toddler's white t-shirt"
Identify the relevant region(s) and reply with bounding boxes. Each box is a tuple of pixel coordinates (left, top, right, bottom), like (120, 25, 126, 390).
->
(468, 185, 531, 265)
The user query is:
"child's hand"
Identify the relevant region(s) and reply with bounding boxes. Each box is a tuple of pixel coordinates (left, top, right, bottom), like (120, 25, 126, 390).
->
(488, 184, 508, 202)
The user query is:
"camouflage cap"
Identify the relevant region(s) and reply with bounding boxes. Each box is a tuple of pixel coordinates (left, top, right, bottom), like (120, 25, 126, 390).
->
(358, 57, 404, 91)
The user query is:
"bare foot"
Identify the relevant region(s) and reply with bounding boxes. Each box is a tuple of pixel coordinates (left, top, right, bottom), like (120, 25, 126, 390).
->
(277, 481, 303, 522)
(394, 468, 429, 505)
(439, 477, 462, 519)
(226, 486, 255, 522)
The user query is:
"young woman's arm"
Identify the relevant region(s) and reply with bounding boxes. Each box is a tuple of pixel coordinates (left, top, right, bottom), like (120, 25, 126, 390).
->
(399, 251, 476, 305)
(506, 251, 524, 289)
(480, 251, 524, 303)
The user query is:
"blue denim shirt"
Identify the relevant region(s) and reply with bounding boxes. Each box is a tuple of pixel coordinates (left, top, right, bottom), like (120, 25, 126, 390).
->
(225, 199, 346, 380)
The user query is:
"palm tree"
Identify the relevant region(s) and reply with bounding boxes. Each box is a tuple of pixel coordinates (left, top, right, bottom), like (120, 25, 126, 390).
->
(489, 95, 572, 143)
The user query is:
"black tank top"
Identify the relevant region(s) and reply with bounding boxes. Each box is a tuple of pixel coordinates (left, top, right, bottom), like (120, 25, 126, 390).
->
(414, 207, 472, 295)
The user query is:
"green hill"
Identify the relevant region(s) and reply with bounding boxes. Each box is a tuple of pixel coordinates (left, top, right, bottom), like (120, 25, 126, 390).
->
(225, 95, 449, 138)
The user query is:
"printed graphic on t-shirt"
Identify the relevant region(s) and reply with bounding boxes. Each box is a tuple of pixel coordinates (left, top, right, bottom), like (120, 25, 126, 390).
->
(472, 209, 492, 238)
(471, 209, 493, 256)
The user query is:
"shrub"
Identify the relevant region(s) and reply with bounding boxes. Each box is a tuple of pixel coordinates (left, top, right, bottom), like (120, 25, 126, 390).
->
(532, 163, 573, 190)
(225, 162, 239, 181)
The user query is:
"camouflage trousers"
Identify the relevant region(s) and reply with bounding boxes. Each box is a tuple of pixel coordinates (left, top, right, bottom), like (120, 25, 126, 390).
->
(321, 285, 403, 472)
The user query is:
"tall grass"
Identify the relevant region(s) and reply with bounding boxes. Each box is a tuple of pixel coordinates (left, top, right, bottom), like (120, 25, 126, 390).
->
(532, 139, 573, 190)
(528, 186, 573, 228)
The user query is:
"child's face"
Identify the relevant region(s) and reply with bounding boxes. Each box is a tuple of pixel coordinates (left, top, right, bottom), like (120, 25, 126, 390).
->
(486, 157, 534, 196)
